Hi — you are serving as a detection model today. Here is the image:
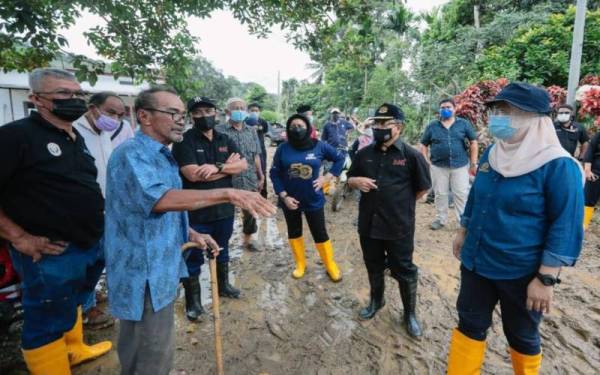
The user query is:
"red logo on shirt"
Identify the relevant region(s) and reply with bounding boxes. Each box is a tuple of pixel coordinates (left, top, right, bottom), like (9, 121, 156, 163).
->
(218, 147, 228, 153)
(393, 159, 406, 166)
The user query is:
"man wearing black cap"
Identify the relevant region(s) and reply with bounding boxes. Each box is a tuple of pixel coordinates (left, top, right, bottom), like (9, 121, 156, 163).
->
(554, 104, 589, 158)
(172, 96, 249, 320)
(347, 103, 431, 338)
(248, 103, 269, 198)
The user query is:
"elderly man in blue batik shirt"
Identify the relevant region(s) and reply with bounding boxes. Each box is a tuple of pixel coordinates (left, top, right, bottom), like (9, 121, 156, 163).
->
(104, 86, 275, 375)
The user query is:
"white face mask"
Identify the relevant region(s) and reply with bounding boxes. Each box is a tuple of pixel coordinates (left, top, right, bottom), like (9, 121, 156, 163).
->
(557, 113, 571, 123)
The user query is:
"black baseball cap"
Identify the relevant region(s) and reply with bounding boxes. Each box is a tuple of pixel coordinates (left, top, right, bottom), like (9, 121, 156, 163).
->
(487, 82, 551, 114)
(373, 103, 405, 121)
(187, 96, 216, 112)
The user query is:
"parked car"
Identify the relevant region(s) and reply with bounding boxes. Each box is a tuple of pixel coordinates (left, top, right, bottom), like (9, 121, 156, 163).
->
(265, 122, 286, 146)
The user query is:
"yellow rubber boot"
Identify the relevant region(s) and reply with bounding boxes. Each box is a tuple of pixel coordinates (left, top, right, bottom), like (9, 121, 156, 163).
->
(510, 348, 542, 375)
(288, 237, 306, 279)
(22, 337, 71, 375)
(584, 206, 595, 230)
(65, 306, 112, 366)
(446, 328, 486, 375)
(315, 240, 342, 282)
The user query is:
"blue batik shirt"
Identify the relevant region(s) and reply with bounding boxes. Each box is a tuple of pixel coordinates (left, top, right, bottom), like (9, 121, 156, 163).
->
(460, 148, 584, 280)
(104, 131, 188, 321)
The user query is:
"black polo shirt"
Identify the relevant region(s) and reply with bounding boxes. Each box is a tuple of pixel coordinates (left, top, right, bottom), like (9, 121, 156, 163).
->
(348, 139, 431, 240)
(0, 111, 104, 248)
(256, 118, 269, 169)
(172, 127, 239, 224)
(554, 121, 589, 157)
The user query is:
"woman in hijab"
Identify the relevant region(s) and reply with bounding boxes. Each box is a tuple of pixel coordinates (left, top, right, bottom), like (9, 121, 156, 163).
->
(446, 83, 584, 374)
(270, 114, 345, 281)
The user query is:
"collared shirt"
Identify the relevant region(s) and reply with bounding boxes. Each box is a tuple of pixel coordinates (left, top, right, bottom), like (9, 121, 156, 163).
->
(270, 141, 344, 211)
(321, 119, 354, 149)
(172, 127, 239, 224)
(348, 139, 431, 240)
(252, 118, 269, 172)
(216, 122, 262, 191)
(460, 149, 583, 280)
(105, 131, 188, 321)
(420, 117, 477, 169)
(554, 121, 589, 157)
(74, 115, 113, 196)
(0, 111, 104, 248)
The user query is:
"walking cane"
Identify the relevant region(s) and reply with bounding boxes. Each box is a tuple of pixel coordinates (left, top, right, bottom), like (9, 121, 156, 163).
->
(181, 242, 225, 375)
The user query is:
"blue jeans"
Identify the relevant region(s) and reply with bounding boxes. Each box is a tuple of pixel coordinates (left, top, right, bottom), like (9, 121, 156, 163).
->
(185, 217, 234, 277)
(9, 241, 104, 349)
(456, 265, 543, 355)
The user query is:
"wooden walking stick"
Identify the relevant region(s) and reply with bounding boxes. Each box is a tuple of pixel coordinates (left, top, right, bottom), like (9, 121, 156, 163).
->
(182, 242, 225, 375)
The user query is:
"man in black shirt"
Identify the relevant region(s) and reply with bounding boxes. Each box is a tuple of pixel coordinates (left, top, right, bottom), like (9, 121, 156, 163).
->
(554, 104, 589, 158)
(172, 96, 248, 321)
(248, 103, 269, 198)
(0, 68, 111, 373)
(348, 103, 431, 338)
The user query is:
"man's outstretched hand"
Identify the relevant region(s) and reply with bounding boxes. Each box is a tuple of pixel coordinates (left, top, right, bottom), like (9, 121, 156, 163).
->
(228, 189, 277, 218)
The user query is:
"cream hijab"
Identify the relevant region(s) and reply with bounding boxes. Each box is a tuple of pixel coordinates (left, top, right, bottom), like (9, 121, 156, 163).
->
(488, 107, 584, 183)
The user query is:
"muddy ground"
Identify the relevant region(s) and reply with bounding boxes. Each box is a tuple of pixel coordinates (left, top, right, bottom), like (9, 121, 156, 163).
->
(2, 150, 600, 374)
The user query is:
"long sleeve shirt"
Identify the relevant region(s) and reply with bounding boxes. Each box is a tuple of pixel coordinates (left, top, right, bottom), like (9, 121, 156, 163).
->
(270, 141, 344, 211)
(460, 148, 584, 280)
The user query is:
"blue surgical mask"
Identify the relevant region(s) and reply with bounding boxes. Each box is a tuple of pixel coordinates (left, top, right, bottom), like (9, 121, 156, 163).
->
(308, 115, 314, 124)
(489, 115, 517, 140)
(249, 111, 259, 120)
(230, 110, 247, 123)
(440, 108, 453, 119)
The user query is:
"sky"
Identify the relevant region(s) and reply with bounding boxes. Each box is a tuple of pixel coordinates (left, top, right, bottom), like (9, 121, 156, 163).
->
(61, 0, 449, 93)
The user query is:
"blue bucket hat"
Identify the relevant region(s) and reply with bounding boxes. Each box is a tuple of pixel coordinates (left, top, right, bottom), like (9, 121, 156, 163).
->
(487, 82, 551, 114)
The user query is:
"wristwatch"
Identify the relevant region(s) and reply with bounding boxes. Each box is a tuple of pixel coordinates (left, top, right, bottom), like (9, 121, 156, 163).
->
(536, 273, 561, 286)
(216, 162, 224, 173)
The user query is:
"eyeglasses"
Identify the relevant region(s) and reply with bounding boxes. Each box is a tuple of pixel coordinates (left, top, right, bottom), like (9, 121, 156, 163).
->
(557, 111, 571, 115)
(35, 90, 89, 99)
(143, 108, 187, 122)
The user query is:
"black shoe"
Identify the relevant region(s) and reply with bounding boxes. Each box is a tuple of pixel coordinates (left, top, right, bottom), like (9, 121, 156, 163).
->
(359, 273, 385, 320)
(399, 278, 422, 338)
(217, 262, 241, 299)
(182, 277, 205, 321)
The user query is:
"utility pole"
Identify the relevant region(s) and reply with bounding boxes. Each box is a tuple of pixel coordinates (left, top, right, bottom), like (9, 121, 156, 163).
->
(567, 0, 587, 106)
(473, 5, 482, 53)
(276, 70, 282, 120)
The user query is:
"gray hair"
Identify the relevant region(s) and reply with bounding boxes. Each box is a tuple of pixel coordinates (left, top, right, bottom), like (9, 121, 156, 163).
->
(226, 97, 246, 109)
(28, 68, 77, 92)
(134, 85, 178, 122)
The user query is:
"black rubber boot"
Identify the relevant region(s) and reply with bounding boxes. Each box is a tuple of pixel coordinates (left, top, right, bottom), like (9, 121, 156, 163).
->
(358, 272, 385, 320)
(182, 277, 205, 321)
(399, 278, 422, 338)
(217, 262, 241, 299)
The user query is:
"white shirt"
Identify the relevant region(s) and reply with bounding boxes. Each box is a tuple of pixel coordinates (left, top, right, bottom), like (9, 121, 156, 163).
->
(74, 116, 113, 196)
(107, 119, 135, 148)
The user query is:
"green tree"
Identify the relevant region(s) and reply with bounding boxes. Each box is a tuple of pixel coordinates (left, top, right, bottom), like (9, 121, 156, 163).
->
(478, 6, 600, 86)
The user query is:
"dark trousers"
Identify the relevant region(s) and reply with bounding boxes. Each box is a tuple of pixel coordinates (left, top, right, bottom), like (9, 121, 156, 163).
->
(282, 207, 329, 243)
(584, 177, 600, 206)
(185, 217, 234, 276)
(118, 286, 175, 375)
(359, 234, 418, 282)
(457, 265, 542, 355)
(242, 210, 258, 235)
(9, 241, 104, 349)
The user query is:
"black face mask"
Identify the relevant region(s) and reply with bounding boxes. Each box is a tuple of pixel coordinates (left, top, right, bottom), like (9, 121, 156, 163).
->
(289, 127, 307, 141)
(50, 98, 88, 122)
(373, 128, 393, 144)
(193, 116, 216, 132)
